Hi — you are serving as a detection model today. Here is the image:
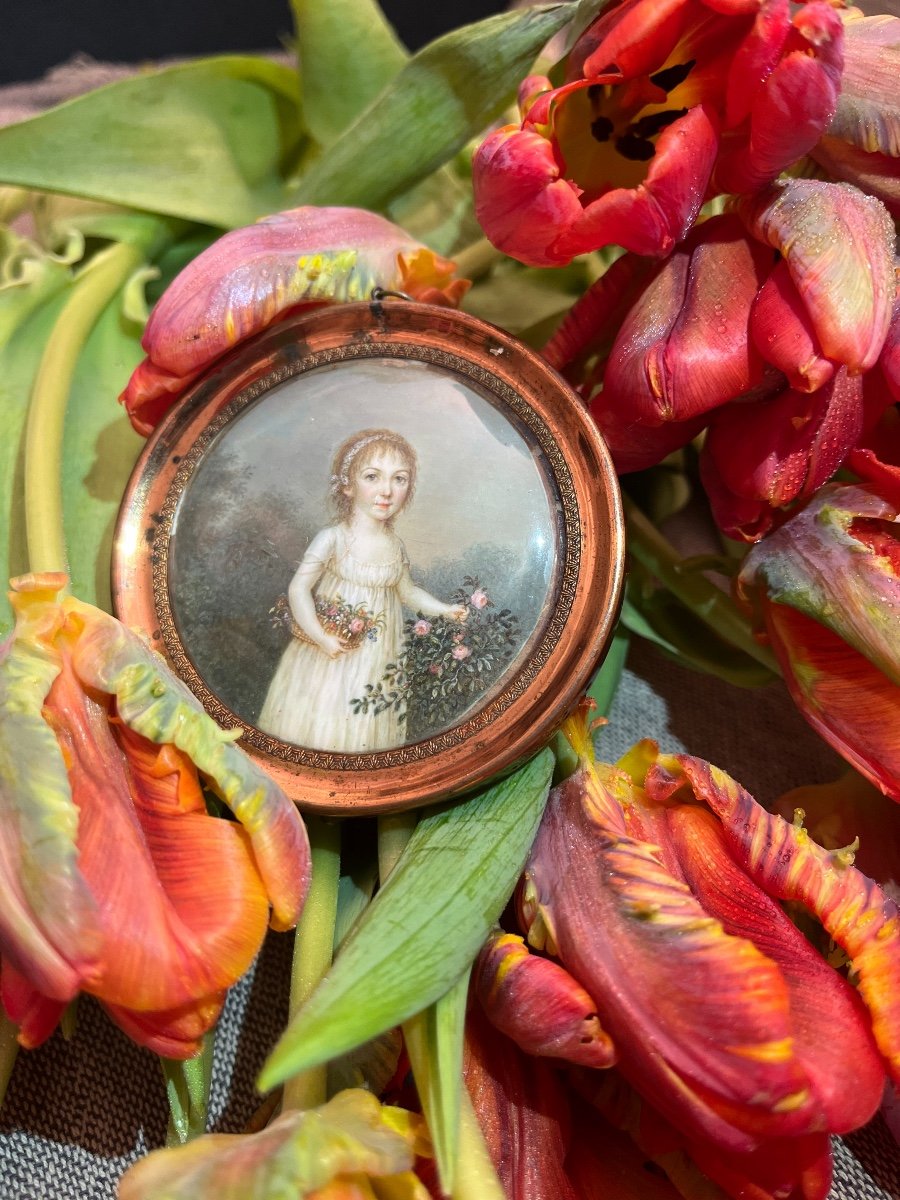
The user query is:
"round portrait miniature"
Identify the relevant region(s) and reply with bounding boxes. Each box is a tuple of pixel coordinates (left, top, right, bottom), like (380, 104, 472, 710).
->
(113, 300, 624, 813)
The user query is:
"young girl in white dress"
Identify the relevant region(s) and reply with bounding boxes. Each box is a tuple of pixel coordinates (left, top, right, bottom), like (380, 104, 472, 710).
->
(258, 429, 466, 752)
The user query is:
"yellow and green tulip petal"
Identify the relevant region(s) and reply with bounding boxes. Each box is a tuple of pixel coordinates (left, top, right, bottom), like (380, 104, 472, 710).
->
(117, 1089, 430, 1200)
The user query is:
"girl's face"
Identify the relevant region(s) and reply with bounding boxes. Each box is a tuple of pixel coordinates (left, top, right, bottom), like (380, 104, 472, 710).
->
(345, 450, 412, 522)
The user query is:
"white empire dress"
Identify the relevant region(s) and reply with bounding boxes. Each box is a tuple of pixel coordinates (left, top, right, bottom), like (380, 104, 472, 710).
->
(258, 524, 408, 752)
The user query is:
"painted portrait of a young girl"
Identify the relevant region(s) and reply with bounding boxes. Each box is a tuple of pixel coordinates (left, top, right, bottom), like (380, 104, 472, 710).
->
(258, 428, 467, 753)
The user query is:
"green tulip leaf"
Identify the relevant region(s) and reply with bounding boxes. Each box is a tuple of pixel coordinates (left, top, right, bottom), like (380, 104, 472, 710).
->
(259, 749, 554, 1091)
(403, 970, 470, 1195)
(291, 0, 407, 145)
(0, 58, 304, 229)
(293, 4, 579, 210)
(622, 587, 777, 689)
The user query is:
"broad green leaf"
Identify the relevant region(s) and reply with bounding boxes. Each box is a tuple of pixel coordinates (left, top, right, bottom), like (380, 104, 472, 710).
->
(259, 750, 554, 1091)
(294, 5, 577, 210)
(0, 58, 304, 229)
(404, 971, 469, 1195)
(291, 0, 407, 145)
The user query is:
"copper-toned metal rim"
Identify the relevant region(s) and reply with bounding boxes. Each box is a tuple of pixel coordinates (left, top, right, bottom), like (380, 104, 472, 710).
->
(113, 300, 625, 814)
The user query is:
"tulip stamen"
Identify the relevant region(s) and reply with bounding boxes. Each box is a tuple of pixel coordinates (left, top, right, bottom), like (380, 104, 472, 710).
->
(829, 836, 860, 870)
(649, 61, 696, 94)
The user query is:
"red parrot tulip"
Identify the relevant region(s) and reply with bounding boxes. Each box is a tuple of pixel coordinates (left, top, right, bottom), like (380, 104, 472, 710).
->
(506, 711, 894, 1198)
(0, 574, 309, 1056)
(810, 12, 900, 220)
(120, 206, 469, 435)
(738, 481, 900, 802)
(473, 0, 842, 267)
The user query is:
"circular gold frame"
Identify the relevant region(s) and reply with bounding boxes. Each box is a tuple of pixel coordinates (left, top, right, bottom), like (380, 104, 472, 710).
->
(113, 300, 624, 813)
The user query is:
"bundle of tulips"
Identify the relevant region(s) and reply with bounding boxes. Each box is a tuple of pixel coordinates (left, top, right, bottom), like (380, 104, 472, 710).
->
(0, 0, 898, 1197)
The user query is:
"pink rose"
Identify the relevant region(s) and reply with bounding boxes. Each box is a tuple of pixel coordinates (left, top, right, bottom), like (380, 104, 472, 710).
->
(452, 644, 471, 660)
(413, 619, 432, 636)
(429, 663, 441, 675)
(349, 618, 365, 634)
(470, 589, 488, 609)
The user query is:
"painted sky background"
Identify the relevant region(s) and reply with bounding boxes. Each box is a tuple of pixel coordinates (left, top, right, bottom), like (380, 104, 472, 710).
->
(207, 357, 557, 572)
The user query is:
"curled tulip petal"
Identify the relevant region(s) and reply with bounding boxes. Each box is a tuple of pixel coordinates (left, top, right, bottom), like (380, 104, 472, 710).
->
(739, 484, 900, 689)
(737, 179, 895, 374)
(44, 653, 269, 1015)
(0, 575, 308, 1057)
(822, 13, 900, 159)
(464, 1003, 580, 1200)
(65, 599, 310, 931)
(701, 370, 864, 541)
(0, 579, 102, 1001)
(104, 994, 226, 1060)
(602, 214, 769, 425)
(661, 803, 884, 1133)
(762, 604, 900, 807)
(121, 206, 468, 432)
(472, 124, 587, 269)
(715, 2, 843, 195)
(474, 930, 616, 1069)
(750, 260, 834, 393)
(660, 754, 900, 1084)
(118, 1089, 430, 1200)
(523, 760, 817, 1152)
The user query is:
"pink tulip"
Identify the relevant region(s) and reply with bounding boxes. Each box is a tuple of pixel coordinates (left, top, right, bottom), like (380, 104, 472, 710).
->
(121, 207, 469, 434)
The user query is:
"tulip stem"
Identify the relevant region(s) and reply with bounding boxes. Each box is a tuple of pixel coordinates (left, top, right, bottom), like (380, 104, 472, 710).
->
(23, 239, 149, 576)
(0, 1012, 19, 1109)
(282, 817, 341, 1111)
(377, 811, 417, 882)
(453, 237, 504, 283)
(624, 498, 780, 675)
(376, 814, 507, 1200)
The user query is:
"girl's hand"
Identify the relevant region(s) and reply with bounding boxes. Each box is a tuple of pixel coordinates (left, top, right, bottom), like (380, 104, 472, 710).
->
(319, 631, 350, 658)
(447, 604, 468, 623)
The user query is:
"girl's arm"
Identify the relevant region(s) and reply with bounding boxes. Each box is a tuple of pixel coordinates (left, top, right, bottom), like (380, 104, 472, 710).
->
(397, 567, 467, 622)
(288, 529, 349, 657)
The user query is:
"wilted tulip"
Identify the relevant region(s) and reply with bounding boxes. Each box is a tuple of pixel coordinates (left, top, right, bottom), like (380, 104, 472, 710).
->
(544, 180, 895, 535)
(118, 1088, 431, 1200)
(121, 206, 469, 434)
(699, 366, 865, 541)
(473, 0, 843, 267)
(0, 573, 309, 1055)
(810, 12, 900, 220)
(738, 481, 900, 803)
(510, 709, 897, 1195)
